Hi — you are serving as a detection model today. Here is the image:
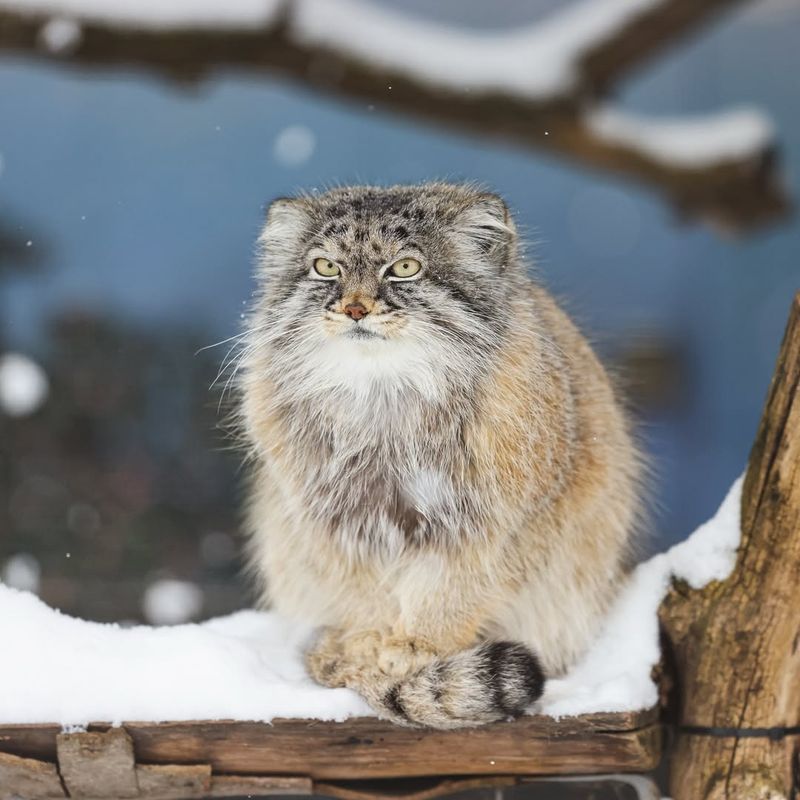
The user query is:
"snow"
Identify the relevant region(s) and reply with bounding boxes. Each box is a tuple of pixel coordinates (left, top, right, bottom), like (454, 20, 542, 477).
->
(2, 0, 284, 30)
(294, 0, 664, 99)
(541, 475, 743, 716)
(0, 352, 49, 417)
(587, 106, 774, 168)
(0, 586, 371, 725)
(0, 476, 742, 725)
(141, 579, 203, 625)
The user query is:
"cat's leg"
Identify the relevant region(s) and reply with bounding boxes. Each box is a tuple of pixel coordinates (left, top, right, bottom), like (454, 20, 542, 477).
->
(306, 548, 500, 684)
(373, 545, 510, 678)
(306, 546, 546, 727)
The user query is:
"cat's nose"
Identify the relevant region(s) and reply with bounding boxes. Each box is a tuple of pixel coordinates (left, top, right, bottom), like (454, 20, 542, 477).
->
(344, 302, 369, 320)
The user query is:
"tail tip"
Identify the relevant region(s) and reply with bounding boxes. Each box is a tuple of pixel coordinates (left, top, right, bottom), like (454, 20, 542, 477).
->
(482, 640, 545, 715)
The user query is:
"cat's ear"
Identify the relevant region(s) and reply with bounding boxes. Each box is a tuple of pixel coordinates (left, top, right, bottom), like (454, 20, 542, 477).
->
(455, 192, 517, 272)
(257, 197, 310, 269)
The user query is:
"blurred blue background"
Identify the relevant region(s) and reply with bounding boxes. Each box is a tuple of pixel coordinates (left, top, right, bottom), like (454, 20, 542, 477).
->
(0, 0, 798, 621)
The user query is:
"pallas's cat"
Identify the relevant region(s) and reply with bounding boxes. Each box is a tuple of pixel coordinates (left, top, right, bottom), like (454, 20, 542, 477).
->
(239, 183, 642, 728)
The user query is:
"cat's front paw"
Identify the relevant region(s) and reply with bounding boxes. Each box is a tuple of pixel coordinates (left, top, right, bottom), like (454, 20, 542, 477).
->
(377, 636, 437, 678)
(305, 629, 346, 687)
(305, 628, 382, 687)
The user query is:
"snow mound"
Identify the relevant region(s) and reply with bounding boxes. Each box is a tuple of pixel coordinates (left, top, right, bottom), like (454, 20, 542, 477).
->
(0, 587, 371, 725)
(0, 476, 742, 725)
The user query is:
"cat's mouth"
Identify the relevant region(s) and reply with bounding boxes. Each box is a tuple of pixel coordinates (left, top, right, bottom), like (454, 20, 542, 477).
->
(344, 323, 383, 340)
(323, 309, 404, 341)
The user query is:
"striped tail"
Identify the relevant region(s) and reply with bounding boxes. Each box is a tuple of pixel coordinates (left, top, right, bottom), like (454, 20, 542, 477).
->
(354, 641, 545, 729)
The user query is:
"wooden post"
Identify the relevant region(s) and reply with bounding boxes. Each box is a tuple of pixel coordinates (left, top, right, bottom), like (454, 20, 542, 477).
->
(660, 292, 800, 799)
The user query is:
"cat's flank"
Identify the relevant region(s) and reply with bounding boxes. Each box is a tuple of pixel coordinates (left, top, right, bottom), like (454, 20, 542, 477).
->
(240, 183, 642, 729)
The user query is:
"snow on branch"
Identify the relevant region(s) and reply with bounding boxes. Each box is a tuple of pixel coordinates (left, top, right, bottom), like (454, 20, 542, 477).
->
(586, 106, 775, 170)
(0, 0, 789, 232)
(0, 0, 286, 30)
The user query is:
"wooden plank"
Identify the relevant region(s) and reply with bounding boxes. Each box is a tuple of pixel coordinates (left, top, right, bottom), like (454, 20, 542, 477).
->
(57, 728, 139, 798)
(210, 775, 312, 796)
(0, 710, 660, 781)
(136, 763, 211, 798)
(0, 710, 661, 781)
(124, 715, 662, 780)
(0, 750, 65, 799)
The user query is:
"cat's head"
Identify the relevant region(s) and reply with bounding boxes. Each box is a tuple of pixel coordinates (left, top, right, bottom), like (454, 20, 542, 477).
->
(251, 183, 522, 394)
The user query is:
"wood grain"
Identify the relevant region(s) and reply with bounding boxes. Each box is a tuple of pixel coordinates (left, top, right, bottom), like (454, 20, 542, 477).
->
(0, 750, 65, 799)
(0, 709, 661, 781)
(135, 763, 211, 799)
(57, 727, 139, 798)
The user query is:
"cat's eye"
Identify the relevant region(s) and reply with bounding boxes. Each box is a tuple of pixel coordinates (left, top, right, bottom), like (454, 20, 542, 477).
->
(313, 258, 340, 278)
(388, 258, 422, 280)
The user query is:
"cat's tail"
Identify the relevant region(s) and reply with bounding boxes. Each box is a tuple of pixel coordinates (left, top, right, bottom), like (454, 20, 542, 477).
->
(354, 641, 545, 729)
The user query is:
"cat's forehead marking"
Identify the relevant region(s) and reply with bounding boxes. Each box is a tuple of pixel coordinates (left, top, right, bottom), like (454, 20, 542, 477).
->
(314, 199, 425, 266)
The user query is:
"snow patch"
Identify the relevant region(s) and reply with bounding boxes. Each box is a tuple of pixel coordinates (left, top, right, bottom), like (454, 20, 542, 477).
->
(3, 0, 284, 30)
(0, 352, 49, 416)
(0, 586, 371, 725)
(586, 106, 774, 168)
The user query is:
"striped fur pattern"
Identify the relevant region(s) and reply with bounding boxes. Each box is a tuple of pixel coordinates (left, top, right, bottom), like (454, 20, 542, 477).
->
(239, 183, 643, 728)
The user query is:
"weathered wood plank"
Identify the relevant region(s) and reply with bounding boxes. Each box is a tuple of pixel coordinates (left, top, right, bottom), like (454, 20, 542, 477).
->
(210, 774, 312, 796)
(135, 763, 211, 799)
(57, 728, 139, 798)
(0, 710, 661, 781)
(0, 750, 65, 799)
(124, 719, 662, 779)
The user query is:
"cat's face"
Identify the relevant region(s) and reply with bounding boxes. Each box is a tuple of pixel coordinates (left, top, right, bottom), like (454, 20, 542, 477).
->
(252, 184, 519, 391)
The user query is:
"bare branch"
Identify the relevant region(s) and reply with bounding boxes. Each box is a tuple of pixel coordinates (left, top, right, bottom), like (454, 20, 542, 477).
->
(0, 0, 789, 232)
(575, 0, 751, 94)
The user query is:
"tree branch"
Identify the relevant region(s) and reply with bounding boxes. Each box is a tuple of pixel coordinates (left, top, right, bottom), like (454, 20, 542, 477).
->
(0, 0, 790, 233)
(575, 0, 753, 95)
